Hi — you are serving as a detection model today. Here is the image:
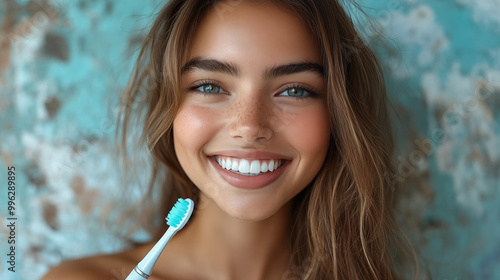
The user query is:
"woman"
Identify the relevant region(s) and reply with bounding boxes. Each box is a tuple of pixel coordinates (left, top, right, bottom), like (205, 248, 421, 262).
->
(43, 0, 415, 279)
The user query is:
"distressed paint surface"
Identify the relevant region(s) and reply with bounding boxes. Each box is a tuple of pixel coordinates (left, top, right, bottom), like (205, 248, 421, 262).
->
(358, 1, 500, 279)
(0, 0, 499, 279)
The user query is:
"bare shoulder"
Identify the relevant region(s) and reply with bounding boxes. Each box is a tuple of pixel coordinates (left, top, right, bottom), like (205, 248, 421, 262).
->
(41, 246, 146, 280)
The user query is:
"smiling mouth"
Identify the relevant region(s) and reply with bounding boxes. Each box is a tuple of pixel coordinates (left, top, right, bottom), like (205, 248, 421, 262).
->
(214, 156, 285, 176)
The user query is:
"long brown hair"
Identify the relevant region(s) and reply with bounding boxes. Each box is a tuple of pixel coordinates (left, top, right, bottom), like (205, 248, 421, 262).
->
(117, 0, 416, 279)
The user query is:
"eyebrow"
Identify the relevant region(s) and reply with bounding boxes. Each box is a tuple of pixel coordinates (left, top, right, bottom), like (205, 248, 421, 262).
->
(181, 57, 324, 78)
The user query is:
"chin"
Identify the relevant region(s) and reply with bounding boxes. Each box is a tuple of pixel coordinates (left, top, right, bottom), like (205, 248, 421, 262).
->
(217, 196, 289, 222)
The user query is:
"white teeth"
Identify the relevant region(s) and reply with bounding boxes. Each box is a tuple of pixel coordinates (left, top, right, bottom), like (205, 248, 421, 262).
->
(231, 160, 239, 171)
(260, 161, 268, 173)
(216, 157, 284, 175)
(269, 160, 275, 172)
(250, 160, 261, 174)
(238, 159, 250, 173)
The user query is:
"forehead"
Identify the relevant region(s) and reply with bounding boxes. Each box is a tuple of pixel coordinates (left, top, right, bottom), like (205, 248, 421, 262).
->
(185, 1, 322, 69)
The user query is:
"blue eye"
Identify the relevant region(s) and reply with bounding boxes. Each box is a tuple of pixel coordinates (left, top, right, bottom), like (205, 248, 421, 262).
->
(279, 87, 310, 98)
(189, 80, 228, 95)
(195, 84, 226, 94)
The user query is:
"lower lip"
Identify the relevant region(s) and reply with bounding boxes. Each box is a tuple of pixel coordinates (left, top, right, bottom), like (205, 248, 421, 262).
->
(210, 157, 289, 190)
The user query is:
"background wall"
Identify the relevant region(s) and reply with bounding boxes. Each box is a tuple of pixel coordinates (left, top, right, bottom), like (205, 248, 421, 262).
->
(0, 0, 499, 279)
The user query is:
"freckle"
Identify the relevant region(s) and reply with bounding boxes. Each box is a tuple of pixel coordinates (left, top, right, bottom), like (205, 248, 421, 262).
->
(231, 101, 244, 118)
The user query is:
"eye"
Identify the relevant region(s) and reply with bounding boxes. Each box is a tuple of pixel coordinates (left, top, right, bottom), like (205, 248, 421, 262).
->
(192, 82, 228, 94)
(278, 86, 317, 98)
(197, 84, 222, 93)
(279, 87, 307, 97)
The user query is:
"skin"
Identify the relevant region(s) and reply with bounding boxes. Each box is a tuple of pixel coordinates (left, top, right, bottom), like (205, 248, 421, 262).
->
(42, 1, 330, 280)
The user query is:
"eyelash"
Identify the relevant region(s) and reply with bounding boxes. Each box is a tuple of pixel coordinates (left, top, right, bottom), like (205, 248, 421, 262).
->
(279, 84, 319, 100)
(188, 79, 319, 99)
(189, 79, 227, 96)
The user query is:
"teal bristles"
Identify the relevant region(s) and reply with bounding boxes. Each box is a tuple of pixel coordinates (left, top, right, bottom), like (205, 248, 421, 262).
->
(126, 198, 193, 280)
(166, 198, 190, 228)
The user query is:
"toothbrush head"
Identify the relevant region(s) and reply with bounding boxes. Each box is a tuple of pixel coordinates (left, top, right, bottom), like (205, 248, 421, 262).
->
(166, 198, 194, 230)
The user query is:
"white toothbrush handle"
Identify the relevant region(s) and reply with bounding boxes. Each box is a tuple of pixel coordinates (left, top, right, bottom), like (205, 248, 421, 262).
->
(125, 226, 177, 280)
(124, 266, 150, 280)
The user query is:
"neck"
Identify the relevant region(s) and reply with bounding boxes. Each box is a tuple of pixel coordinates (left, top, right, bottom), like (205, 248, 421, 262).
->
(177, 194, 293, 280)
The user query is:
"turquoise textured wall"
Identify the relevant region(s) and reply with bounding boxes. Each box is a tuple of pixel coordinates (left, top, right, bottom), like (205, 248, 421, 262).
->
(0, 0, 499, 279)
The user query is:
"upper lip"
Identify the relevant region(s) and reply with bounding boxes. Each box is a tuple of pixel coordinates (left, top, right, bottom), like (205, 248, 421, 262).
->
(207, 149, 292, 160)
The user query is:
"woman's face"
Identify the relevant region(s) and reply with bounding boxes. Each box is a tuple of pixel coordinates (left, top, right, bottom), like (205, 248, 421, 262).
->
(173, 1, 330, 221)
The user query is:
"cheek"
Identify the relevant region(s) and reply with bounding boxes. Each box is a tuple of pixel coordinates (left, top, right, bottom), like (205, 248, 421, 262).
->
(275, 106, 330, 157)
(173, 104, 221, 158)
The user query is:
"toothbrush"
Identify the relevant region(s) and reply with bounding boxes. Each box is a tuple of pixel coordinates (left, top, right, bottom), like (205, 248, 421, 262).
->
(125, 198, 195, 280)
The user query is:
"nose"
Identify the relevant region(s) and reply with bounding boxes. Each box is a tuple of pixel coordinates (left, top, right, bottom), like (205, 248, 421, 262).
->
(228, 98, 273, 143)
